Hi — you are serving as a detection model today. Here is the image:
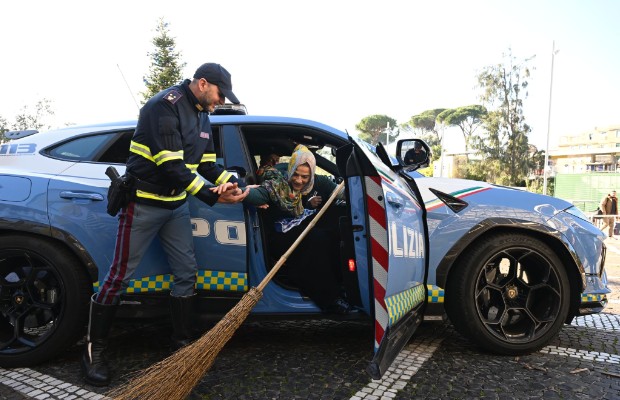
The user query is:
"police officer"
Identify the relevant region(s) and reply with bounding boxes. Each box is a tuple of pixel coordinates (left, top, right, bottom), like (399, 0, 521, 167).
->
(81, 63, 249, 386)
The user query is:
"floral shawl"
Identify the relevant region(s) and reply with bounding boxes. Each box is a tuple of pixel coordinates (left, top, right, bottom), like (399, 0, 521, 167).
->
(262, 144, 316, 217)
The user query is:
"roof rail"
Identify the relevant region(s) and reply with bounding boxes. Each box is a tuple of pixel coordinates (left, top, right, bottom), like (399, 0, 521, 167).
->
(212, 103, 247, 115)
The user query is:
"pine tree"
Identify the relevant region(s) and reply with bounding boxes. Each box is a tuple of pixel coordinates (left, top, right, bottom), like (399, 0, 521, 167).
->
(140, 18, 186, 104)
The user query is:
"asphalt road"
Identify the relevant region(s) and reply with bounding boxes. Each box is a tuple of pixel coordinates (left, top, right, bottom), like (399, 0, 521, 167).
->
(1, 238, 618, 400)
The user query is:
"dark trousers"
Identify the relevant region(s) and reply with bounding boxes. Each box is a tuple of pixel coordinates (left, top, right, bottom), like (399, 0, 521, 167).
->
(269, 210, 342, 310)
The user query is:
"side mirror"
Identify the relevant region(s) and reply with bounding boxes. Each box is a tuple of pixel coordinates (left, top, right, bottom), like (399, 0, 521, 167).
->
(396, 139, 431, 169)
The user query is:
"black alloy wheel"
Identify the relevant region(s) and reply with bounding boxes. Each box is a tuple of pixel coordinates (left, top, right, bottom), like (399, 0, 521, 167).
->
(446, 233, 571, 355)
(0, 235, 91, 367)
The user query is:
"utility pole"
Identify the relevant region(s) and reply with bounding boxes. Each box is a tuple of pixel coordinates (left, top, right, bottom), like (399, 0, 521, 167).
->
(543, 41, 559, 195)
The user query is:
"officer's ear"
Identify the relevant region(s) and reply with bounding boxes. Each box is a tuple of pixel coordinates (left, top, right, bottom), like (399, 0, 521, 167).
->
(199, 78, 210, 91)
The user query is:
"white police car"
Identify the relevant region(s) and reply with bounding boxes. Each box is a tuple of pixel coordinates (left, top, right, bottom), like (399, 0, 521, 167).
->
(0, 113, 609, 379)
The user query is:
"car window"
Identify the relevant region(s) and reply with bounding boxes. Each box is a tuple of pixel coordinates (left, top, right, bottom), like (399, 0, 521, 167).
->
(211, 126, 223, 162)
(99, 131, 132, 164)
(46, 133, 116, 162)
(46, 127, 220, 165)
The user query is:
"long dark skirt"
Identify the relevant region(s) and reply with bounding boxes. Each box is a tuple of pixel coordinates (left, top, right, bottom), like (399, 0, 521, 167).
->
(268, 210, 343, 310)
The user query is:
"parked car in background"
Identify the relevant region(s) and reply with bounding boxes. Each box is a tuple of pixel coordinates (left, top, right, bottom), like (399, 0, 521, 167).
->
(0, 112, 609, 378)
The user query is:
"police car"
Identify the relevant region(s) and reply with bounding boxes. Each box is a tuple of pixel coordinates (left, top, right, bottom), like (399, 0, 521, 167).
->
(0, 113, 609, 378)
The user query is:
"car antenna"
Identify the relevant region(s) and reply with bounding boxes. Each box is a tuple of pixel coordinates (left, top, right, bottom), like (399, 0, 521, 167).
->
(117, 63, 140, 110)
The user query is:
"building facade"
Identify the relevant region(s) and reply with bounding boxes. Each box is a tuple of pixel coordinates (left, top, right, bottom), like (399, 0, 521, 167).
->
(550, 124, 620, 174)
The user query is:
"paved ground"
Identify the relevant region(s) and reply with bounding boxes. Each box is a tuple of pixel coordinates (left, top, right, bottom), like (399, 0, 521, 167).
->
(1, 238, 618, 400)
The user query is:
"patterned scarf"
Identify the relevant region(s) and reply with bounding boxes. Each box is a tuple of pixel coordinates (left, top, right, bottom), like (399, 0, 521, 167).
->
(262, 144, 315, 217)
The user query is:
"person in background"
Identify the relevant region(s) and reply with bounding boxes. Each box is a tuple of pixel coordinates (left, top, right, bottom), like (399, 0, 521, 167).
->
(600, 190, 618, 238)
(256, 152, 281, 181)
(245, 144, 351, 314)
(80, 63, 249, 386)
(403, 141, 427, 165)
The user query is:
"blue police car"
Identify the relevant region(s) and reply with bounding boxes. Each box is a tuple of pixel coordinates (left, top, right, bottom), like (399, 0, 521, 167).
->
(0, 112, 609, 379)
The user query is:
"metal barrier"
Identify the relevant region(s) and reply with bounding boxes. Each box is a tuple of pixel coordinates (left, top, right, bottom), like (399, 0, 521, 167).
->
(569, 199, 610, 229)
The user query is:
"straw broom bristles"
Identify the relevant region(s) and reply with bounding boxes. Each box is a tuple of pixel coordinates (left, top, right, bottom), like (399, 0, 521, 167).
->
(107, 287, 262, 400)
(108, 181, 345, 400)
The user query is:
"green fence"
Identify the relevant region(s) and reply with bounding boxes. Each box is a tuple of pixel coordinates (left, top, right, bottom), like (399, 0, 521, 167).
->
(554, 173, 620, 213)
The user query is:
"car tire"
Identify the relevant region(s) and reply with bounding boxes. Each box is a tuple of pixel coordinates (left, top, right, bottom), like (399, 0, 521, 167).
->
(445, 233, 570, 355)
(0, 234, 92, 367)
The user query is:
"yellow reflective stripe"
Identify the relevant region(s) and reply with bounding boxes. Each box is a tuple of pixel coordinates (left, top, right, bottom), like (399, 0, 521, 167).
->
(186, 176, 205, 195)
(129, 141, 154, 161)
(201, 153, 216, 163)
(187, 163, 199, 173)
(153, 150, 183, 166)
(135, 190, 186, 202)
(215, 170, 232, 185)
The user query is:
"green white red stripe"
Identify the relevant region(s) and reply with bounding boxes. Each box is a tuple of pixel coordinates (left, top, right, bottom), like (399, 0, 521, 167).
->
(425, 186, 491, 210)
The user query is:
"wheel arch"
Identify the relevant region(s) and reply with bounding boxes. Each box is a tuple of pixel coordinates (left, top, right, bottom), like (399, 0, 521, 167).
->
(436, 219, 584, 320)
(0, 226, 99, 284)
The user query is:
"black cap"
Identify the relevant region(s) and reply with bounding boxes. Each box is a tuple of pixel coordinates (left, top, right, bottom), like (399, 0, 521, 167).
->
(193, 63, 240, 104)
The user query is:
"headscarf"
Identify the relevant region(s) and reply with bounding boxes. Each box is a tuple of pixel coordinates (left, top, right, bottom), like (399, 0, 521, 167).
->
(262, 144, 316, 217)
(287, 144, 315, 195)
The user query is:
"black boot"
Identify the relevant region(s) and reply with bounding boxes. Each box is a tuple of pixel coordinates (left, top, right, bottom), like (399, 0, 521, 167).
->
(170, 294, 196, 350)
(80, 295, 117, 386)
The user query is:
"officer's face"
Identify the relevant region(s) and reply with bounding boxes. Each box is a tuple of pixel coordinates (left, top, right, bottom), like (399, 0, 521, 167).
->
(199, 79, 225, 111)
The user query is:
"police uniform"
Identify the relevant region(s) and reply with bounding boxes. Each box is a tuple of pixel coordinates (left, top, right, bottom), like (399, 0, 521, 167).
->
(96, 79, 236, 304)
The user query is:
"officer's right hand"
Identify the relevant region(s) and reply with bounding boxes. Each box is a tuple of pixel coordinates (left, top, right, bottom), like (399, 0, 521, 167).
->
(212, 181, 237, 195)
(216, 187, 250, 203)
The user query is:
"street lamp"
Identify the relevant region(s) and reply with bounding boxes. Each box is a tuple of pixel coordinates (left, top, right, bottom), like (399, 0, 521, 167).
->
(543, 41, 559, 195)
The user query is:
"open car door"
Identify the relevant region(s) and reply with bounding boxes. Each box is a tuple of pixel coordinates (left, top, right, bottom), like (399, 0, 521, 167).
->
(337, 140, 429, 379)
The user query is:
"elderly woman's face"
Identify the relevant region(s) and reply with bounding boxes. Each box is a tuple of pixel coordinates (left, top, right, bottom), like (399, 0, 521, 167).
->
(290, 164, 311, 191)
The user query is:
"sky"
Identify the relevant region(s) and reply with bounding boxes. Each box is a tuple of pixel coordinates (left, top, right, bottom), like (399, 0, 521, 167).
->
(1, 0, 619, 152)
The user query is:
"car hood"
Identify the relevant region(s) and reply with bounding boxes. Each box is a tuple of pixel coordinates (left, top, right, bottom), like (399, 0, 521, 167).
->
(411, 175, 573, 219)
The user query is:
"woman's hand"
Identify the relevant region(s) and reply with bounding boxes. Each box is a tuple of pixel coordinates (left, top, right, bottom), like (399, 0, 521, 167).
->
(307, 195, 322, 208)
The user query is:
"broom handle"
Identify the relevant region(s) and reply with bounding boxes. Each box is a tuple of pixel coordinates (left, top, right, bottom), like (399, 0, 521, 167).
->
(256, 180, 346, 292)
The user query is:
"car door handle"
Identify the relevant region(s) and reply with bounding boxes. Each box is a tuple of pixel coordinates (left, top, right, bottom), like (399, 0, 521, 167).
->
(59, 191, 105, 201)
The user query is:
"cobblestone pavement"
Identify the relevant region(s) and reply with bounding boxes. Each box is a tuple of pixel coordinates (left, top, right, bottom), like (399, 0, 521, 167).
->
(1, 315, 618, 400)
(1, 238, 618, 400)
